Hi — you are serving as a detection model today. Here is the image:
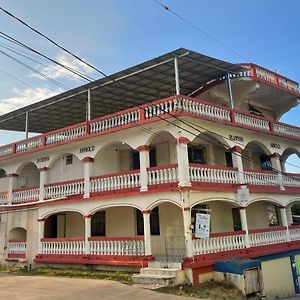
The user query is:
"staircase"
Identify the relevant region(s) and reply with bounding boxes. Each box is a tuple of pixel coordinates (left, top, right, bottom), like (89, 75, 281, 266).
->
(132, 261, 185, 286)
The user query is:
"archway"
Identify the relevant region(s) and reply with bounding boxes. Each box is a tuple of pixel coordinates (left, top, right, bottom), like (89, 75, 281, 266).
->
(17, 162, 40, 188)
(8, 227, 27, 259)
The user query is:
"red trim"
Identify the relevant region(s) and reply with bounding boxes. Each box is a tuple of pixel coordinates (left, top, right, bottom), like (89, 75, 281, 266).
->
(84, 215, 93, 218)
(44, 178, 84, 187)
(248, 226, 286, 233)
(270, 152, 280, 159)
(39, 167, 48, 172)
(12, 186, 39, 192)
(192, 231, 246, 239)
(38, 218, 45, 222)
(147, 163, 178, 171)
(189, 163, 238, 171)
(90, 169, 139, 180)
(41, 238, 85, 242)
(83, 157, 94, 163)
(183, 207, 191, 211)
(136, 145, 150, 152)
(244, 168, 276, 174)
(230, 146, 242, 153)
(177, 137, 190, 144)
(142, 210, 152, 214)
(8, 239, 26, 243)
(8, 173, 18, 177)
(88, 236, 144, 241)
(7, 253, 25, 259)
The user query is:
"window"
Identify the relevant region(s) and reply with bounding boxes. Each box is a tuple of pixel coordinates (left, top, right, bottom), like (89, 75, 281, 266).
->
(191, 204, 209, 234)
(225, 152, 233, 167)
(260, 154, 272, 170)
(91, 211, 106, 236)
(136, 207, 160, 235)
(66, 154, 73, 165)
(130, 151, 140, 170)
(266, 204, 279, 226)
(188, 145, 207, 164)
(149, 147, 157, 167)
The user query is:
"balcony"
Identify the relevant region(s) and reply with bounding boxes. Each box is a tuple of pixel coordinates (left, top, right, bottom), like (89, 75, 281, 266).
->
(1, 95, 300, 163)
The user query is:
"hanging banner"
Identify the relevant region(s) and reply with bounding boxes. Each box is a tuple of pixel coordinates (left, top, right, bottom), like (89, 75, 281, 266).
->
(195, 213, 210, 239)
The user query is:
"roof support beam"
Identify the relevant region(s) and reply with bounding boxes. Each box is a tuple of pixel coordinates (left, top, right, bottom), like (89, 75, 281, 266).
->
(25, 110, 29, 139)
(87, 88, 91, 121)
(227, 73, 234, 109)
(174, 56, 180, 95)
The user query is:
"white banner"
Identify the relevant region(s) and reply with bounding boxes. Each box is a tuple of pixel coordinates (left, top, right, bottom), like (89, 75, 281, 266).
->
(195, 213, 210, 239)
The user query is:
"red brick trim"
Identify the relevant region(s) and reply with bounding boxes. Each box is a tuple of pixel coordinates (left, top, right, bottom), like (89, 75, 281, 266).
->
(84, 214, 93, 218)
(142, 210, 152, 214)
(270, 152, 280, 159)
(39, 167, 48, 172)
(83, 157, 94, 163)
(230, 146, 242, 153)
(177, 137, 190, 144)
(137, 145, 150, 152)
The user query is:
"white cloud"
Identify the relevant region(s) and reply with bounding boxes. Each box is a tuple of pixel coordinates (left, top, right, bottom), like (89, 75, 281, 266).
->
(0, 87, 61, 115)
(32, 53, 96, 82)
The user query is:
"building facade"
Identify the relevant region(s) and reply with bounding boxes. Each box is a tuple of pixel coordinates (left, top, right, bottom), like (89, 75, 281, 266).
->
(0, 49, 300, 298)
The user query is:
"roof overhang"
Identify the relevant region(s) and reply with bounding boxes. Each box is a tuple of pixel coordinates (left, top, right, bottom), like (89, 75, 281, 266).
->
(0, 48, 243, 133)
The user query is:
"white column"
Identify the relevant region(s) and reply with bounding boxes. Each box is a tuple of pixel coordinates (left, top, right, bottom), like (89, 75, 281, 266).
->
(38, 219, 45, 254)
(84, 216, 92, 254)
(271, 153, 285, 190)
(39, 167, 48, 201)
(177, 137, 191, 187)
(143, 211, 152, 256)
(7, 173, 18, 205)
(182, 207, 193, 257)
(280, 206, 291, 241)
(83, 157, 94, 198)
(239, 207, 250, 248)
(138, 145, 150, 192)
(231, 146, 244, 184)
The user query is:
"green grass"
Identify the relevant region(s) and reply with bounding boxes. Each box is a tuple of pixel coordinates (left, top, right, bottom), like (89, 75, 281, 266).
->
(156, 280, 247, 300)
(0, 265, 134, 285)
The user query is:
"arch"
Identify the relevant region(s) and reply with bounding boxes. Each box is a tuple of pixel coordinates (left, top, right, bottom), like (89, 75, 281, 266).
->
(8, 227, 27, 240)
(281, 147, 300, 173)
(191, 197, 241, 208)
(146, 198, 182, 210)
(190, 131, 231, 149)
(286, 198, 300, 207)
(146, 130, 177, 146)
(88, 203, 143, 216)
(48, 152, 82, 169)
(243, 140, 272, 156)
(15, 160, 39, 175)
(15, 162, 40, 188)
(41, 208, 85, 220)
(94, 141, 136, 159)
(246, 197, 283, 207)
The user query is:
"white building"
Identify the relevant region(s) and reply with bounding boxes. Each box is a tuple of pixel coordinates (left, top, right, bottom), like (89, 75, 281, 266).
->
(1, 48, 300, 298)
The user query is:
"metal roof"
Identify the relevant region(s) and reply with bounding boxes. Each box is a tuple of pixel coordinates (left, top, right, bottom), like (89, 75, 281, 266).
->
(0, 48, 243, 133)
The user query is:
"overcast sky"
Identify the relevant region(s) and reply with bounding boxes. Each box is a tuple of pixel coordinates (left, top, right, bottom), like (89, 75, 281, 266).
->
(0, 0, 299, 170)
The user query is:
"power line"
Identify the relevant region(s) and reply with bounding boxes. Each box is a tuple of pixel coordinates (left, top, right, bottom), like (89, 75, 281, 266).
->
(0, 5, 107, 77)
(152, 0, 251, 63)
(0, 67, 36, 89)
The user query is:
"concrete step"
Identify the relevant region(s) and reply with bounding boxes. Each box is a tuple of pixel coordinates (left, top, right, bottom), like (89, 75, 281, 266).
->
(132, 274, 176, 286)
(140, 267, 180, 277)
(148, 261, 182, 269)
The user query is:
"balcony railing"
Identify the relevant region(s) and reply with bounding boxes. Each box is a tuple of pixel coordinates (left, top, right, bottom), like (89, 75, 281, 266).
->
(193, 227, 291, 255)
(147, 164, 178, 185)
(40, 237, 145, 256)
(45, 179, 84, 199)
(8, 239, 26, 258)
(1, 94, 300, 161)
(244, 169, 279, 186)
(12, 186, 40, 203)
(0, 192, 7, 205)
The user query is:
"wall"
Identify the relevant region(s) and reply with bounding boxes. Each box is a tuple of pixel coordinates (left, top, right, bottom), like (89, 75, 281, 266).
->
(0, 177, 8, 193)
(247, 202, 270, 230)
(48, 155, 84, 183)
(18, 163, 40, 188)
(93, 146, 119, 176)
(261, 257, 295, 299)
(60, 212, 84, 238)
(213, 145, 227, 166)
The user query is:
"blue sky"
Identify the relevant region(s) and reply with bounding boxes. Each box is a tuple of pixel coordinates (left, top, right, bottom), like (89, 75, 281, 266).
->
(0, 0, 299, 170)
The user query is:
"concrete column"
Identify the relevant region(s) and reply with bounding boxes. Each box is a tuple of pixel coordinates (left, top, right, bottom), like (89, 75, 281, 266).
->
(286, 205, 293, 225)
(39, 167, 48, 201)
(83, 157, 94, 198)
(239, 207, 250, 247)
(142, 211, 152, 256)
(176, 137, 191, 187)
(271, 153, 285, 190)
(84, 216, 92, 254)
(137, 145, 150, 192)
(230, 146, 244, 184)
(182, 207, 193, 257)
(38, 218, 45, 254)
(279, 206, 291, 241)
(7, 173, 18, 205)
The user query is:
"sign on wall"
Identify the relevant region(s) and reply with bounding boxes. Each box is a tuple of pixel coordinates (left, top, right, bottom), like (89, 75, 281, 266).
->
(195, 213, 210, 239)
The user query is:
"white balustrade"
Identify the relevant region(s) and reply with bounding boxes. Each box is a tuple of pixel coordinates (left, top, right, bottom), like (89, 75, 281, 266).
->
(8, 240, 26, 255)
(45, 180, 84, 199)
(283, 174, 300, 187)
(89, 238, 145, 256)
(144, 97, 231, 122)
(273, 122, 300, 139)
(189, 165, 238, 184)
(45, 125, 86, 145)
(244, 170, 278, 186)
(249, 229, 287, 247)
(255, 67, 277, 85)
(0, 193, 8, 205)
(12, 187, 40, 203)
(289, 227, 300, 241)
(234, 112, 270, 131)
(90, 109, 140, 134)
(91, 172, 140, 192)
(193, 234, 246, 255)
(15, 137, 43, 153)
(41, 239, 85, 255)
(147, 165, 178, 185)
(277, 77, 299, 92)
(0, 145, 14, 157)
